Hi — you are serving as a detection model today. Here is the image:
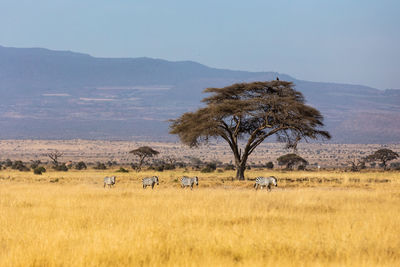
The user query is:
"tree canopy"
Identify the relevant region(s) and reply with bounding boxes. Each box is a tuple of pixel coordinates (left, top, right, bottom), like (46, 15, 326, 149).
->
(130, 146, 160, 172)
(277, 153, 308, 170)
(365, 149, 399, 170)
(170, 81, 330, 180)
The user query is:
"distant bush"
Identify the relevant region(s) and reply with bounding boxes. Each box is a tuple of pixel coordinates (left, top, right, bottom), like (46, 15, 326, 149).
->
(116, 167, 129, 173)
(201, 162, 217, 173)
(93, 162, 107, 170)
(156, 166, 164, 172)
(224, 164, 235, 171)
(107, 161, 118, 167)
(217, 169, 224, 173)
(298, 165, 306, 170)
(4, 159, 13, 167)
(390, 162, 400, 171)
(163, 164, 176, 170)
(54, 164, 68, 172)
(11, 161, 30, 171)
(75, 161, 87, 170)
(266, 162, 274, 169)
(30, 160, 41, 169)
(33, 166, 46, 175)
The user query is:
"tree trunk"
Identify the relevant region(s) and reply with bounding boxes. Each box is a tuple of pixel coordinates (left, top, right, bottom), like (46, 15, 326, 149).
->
(235, 165, 245, 180)
(235, 161, 247, 180)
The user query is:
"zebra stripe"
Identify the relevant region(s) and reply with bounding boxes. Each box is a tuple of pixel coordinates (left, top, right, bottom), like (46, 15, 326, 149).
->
(142, 176, 159, 189)
(181, 176, 199, 190)
(254, 176, 277, 191)
(104, 176, 116, 188)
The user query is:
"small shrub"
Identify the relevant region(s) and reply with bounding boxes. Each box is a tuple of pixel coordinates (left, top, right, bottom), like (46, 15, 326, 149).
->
(50, 178, 59, 183)
(30, 160, 41, 169)
(266, 161, 274, 169)
(12, 161, 30, 171)
(33, 166, 46, 175)
(93, 162, 107, 170)
(116, 167, 129, 173)
(201, 162, 216, 172)
(224, 164, 235, 170)
(156, 166, 164, 172)
(4, 159, 13, 167)
(163, 164, 176, 170)
(54, 164, 68, 172)
(298, 165, 306, 170)
(75, 161, 87, 170)
(200, 167, 212, 173)
(217, 169, 224, 173)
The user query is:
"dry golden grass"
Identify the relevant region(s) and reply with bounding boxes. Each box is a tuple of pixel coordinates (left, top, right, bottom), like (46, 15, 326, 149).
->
(1, 169, 400, 266)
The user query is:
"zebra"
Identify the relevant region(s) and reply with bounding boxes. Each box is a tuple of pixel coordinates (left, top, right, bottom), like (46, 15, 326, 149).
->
(104, 176, 116, 188)
(181, 176, 199, 190)
(142, 176, 159, 189)
(254, 176, 277, 191)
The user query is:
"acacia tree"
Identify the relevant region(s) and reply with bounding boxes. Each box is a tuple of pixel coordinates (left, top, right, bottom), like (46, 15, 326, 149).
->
(170, 81, 330, 180)
(129, 146, 160, 172)
(277, 153, 308, 170)
(365, 149, 399, 170)
(46, 151, 63, 166)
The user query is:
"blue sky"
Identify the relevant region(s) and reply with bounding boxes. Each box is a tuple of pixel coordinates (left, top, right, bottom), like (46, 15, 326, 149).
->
(0, 0, 399, 89)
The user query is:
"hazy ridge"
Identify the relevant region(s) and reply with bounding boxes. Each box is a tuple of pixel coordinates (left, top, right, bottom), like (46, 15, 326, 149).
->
(0, 45, 399, 143)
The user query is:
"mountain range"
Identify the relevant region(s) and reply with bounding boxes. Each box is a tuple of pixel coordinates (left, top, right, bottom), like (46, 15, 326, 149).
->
(0, 45, 399, 143)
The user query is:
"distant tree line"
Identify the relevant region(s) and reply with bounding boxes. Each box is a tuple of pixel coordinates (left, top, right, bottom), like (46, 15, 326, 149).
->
(0, 148, 398, 176)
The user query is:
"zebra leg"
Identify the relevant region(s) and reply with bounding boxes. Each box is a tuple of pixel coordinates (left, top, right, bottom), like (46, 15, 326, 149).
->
(268, 185, 271, 191)
(104, 183, 106, 188)
(151, 183, 154, 189)
(254, 183, 257, 190)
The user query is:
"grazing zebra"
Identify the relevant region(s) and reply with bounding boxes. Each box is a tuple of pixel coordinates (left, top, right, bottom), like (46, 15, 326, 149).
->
(254, 176, 277, 191)
(142, 176, 159, 189)
(104, 176, 116, 188)
(181, 176, 199, 190)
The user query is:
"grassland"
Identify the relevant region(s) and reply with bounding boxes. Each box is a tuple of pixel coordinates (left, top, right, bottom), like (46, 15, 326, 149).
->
(1, 169, 400, 266)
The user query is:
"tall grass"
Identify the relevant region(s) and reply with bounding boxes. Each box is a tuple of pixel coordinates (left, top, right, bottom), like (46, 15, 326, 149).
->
(0, 170, 399, 266)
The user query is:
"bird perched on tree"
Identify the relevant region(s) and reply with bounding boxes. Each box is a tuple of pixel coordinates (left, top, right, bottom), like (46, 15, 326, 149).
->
(276, 77, 279, 81)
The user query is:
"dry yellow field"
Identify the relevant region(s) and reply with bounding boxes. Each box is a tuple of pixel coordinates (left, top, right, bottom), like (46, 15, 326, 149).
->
(1, 169, 400, 266)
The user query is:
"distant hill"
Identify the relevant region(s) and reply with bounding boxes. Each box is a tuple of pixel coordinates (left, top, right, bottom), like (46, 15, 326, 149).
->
(0, 45, 399, 143)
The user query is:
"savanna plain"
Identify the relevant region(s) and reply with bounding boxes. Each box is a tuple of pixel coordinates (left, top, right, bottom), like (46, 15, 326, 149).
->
(1, 169, 400, 266)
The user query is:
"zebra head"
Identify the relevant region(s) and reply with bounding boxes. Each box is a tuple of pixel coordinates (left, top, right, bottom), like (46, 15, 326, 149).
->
(194, 176, 199, 186)
(154, 176, 159, 185)
(111, 176, 116, 185)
